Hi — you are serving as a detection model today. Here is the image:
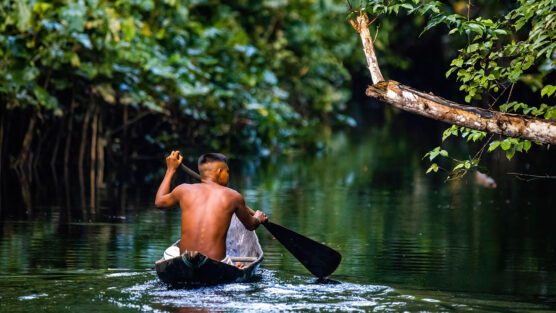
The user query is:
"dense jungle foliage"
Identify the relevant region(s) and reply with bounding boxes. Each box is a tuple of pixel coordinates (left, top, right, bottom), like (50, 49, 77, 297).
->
(1, 0, 554, 189)
(0, 0, 359, 181)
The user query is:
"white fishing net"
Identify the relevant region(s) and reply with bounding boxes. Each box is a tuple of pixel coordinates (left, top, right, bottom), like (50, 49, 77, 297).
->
(226, 214, 263, 258)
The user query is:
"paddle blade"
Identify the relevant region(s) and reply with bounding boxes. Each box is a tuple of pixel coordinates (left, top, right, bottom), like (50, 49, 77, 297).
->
(263, 221, 341, 278)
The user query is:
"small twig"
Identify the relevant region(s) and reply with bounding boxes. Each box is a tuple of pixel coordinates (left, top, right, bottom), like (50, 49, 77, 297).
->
(367, 0, 394, 26)
(346, 0, 353, 11)
(488, 84, 510, 110)
(505, 83, 515, 105)
(473, 134, 494, 160)
(373, 24, 380, 43)
(467, 0, 471, 46)
(507, 172, 556, 182)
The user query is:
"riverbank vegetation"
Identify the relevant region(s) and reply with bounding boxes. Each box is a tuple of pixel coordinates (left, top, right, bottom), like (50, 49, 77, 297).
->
(1, 0, 554, 214)
(0, 0, 359, 185)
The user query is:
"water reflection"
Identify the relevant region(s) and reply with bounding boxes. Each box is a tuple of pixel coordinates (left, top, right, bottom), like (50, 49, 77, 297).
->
(0, 123, 555, 311)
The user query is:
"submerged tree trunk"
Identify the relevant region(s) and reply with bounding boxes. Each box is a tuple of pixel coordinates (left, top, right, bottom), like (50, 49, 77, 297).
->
(350, 13, 556, 145)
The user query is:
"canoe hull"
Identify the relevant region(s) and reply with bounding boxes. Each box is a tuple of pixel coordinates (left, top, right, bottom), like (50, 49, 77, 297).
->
(155, 254, 262, 286)
(155, 214, 264, 286)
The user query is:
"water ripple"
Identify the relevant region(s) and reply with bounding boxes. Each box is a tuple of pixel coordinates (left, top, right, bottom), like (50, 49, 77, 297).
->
(109, 270, 462, 312)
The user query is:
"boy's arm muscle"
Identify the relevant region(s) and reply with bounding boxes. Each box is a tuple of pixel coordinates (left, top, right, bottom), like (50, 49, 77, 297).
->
(155, 170, 181, 209)
(234, 194, 260, 231)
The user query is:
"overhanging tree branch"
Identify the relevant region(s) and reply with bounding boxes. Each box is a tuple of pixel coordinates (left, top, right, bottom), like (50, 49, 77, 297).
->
(350, 13, 556, 145)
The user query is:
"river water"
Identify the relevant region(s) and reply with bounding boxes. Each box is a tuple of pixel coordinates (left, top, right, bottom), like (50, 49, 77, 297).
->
(1, 122, 555, 312)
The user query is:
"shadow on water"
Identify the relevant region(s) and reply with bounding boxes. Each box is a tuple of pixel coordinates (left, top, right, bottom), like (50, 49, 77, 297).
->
(1, 122, 556, 312)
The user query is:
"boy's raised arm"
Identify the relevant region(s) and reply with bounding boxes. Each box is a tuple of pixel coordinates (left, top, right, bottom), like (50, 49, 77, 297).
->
(155, 151, 183, 209)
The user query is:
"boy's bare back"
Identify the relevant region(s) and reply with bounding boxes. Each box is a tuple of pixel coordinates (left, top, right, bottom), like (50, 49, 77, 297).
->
(174, 182, 241, 260)
(155, 151, 266, 262)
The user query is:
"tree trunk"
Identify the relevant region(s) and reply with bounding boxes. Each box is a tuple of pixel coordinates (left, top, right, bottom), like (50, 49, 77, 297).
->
(97, 117, 105, 189)
(90, 106, 98, 211)
(78, 106, 92, 170)
(79, 103, 92, 214)
(79, 105, 92, 176)
(0, 106, 4, 209)
(350, 13, 556, 145)
(31, 122, 49, 185)
(15, 116, 36, 173)
(51, 120, 63, 170)
(64, 100, 77, 181)
(17, 170, 32, 215)
(0, 108, 4, 179)
(354, 14, 384, 84)
(122, 103, 129, 165)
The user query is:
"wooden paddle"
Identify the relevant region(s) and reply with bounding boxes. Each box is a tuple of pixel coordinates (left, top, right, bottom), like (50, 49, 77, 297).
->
(179, 162, 342, 278)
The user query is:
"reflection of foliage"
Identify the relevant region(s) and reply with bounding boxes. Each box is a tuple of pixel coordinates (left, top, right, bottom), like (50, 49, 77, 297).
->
(358, 0, 555, 178)
(0, 0, 358, 173)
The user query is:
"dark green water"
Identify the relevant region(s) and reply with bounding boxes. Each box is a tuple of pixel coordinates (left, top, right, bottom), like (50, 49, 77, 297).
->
(1, 124, 556, 312)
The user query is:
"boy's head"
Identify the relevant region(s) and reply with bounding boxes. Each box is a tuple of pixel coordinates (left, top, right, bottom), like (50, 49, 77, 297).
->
(198, 153, 229, 186)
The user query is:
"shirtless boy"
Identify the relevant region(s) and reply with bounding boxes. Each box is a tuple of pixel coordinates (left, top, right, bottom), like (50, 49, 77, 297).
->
(154, 151, 267, 267)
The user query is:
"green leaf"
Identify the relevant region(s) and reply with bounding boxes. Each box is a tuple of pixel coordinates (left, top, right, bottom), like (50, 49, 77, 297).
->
(426, 163, 439, 174)
(429, 150, 439, 161)
(467, 43, 479, 53)
(541, 85, 556, 97)
(16, 0, 32, 31)
(522, 55, 535, 70)
(488, 141, 500, 152)
(23, 66, 39, 81)
(33, 86, 58, 110)
(61, 1, 86, 32)
(500, 140, 512, 150)
(506, 148, 516, 160)
(523, 140, 532, 152)
(442, 125, 458, 141)
(467, 23, 484, 36)
(508, 69, 522, 83)
(122, 18, 136, 42)
(446, 67, 457, 78)
(514, 19, 526, 31)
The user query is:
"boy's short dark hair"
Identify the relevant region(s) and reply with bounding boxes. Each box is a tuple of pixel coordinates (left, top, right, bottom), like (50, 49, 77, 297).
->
(198, 153, 227, 169)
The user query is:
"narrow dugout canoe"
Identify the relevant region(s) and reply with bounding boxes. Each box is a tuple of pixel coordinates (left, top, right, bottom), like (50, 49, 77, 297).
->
(155, 214, 264, 286)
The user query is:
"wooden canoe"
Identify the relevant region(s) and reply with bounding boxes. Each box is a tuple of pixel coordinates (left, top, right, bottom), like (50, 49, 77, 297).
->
(155, 214, 264, 286)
